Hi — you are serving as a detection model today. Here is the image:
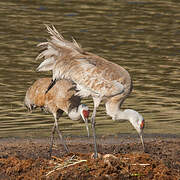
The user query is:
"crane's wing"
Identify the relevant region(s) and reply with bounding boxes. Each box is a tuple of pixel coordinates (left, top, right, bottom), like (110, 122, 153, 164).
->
(52, 56, 124, 98)
(36, 25, 125, 98)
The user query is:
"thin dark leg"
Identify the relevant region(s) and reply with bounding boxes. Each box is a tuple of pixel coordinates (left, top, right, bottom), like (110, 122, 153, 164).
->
(91, 106, 98, 158)
(55, 118, 69, 153)
(49, 122, 56, 157)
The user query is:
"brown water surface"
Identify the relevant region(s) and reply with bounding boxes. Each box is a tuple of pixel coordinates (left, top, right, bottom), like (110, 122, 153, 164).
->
(0, 0, 180, 138)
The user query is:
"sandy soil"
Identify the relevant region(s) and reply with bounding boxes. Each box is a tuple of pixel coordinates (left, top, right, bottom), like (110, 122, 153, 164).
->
(0, 136, 180, 180)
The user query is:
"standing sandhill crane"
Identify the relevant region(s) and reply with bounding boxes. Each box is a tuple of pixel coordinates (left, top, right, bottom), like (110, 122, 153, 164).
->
(24, 77, 90, 156)
(36, 25, 145, 158)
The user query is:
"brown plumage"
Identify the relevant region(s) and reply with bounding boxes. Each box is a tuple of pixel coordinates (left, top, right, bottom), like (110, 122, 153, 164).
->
(36, 26, 145, 158)
(24, 77, 89, 156)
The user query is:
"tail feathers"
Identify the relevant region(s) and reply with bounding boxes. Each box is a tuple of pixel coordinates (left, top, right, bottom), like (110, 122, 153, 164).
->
(36, 25, 84, 72)
(37, 57, 55, 72)
(45, 25, 83, 54)
(36, 25, 84, 60)
(36, 47, 59, 60)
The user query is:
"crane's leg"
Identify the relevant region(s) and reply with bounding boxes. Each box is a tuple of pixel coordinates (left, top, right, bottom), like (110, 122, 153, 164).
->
(49, 122, 56, 157)
(91, 97, 101, 159)
(54, 117, 70, 153)
(91, 106, 98, 158)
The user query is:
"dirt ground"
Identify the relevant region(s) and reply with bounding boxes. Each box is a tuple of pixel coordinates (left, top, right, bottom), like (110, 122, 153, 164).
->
(0, 136, 180, 180)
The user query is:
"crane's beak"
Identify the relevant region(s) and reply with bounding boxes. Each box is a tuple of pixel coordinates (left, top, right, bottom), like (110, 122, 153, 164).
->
(83, 117, 90, 137)
(139, 132, 145, 152)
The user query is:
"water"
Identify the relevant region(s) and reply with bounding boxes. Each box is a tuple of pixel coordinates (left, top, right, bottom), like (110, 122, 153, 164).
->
(0, 0, 180, 138)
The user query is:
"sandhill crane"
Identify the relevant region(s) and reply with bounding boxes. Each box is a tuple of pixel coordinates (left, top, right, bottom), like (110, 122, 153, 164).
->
(36, 25, 145, 158)
(24, 77, 90, 156)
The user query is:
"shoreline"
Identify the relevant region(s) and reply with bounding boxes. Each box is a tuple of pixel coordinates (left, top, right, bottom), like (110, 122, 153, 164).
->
(0, 136, 180, 179)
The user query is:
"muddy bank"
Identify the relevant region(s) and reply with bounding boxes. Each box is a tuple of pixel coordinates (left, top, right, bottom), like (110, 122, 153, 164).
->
(0, 136, 180, 179)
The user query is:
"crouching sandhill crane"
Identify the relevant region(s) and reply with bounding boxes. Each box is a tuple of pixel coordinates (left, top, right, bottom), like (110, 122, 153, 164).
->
(24, 77, 90, 156)
(36, 25, 145, 158)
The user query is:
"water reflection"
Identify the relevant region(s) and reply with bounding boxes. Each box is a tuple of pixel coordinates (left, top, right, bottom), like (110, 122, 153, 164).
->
(0, 0, 180, 138)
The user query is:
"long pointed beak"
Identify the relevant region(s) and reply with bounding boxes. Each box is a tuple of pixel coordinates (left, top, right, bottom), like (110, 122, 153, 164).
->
(139, 132, 145, 152)
(84, 118, 90, 137)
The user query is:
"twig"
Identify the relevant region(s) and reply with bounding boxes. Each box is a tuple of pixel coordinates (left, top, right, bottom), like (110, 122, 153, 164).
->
(46, 155, 87, 176)
(131, 163, 150, 166)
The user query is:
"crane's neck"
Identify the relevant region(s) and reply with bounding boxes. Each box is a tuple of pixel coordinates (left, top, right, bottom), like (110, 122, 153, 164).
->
(114, 110, 130, 121)
(114, 109, 139, 124)
(106, 101, 145, 150)
(105, 100, 121, 120)
(105, 102, 140, 131)
(68, 106, 81, 121)
(106, 102, 128, 120)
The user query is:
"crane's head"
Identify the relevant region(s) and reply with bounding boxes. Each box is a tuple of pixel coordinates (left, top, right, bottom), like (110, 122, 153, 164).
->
(124, 109, 145, 151)
(79, 104, 90, 137)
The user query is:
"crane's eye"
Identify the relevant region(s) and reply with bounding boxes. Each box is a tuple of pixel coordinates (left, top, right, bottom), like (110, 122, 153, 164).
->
(83, 110, 89, 118)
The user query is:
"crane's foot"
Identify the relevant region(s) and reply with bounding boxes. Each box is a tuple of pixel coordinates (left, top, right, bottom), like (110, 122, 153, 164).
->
(48, 148, 53, 159)
(91, 152, 102, 159)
